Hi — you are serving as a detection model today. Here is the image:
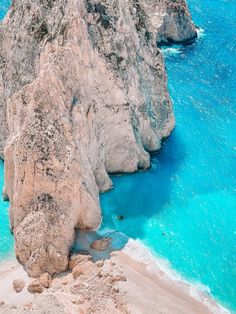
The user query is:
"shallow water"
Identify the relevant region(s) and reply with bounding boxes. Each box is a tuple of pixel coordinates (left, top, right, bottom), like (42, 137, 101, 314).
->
(0, 0, 235, 311)
(100, 0, 236, 311)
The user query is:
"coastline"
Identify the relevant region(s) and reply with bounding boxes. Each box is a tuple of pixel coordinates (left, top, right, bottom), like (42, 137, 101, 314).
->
(0, 238, 230, 314)
(121, 239, 230, 314)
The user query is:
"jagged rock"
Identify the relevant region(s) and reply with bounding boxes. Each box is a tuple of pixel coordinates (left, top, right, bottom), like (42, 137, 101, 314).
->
(69, 253, 94, 270)
(12, 279, 25, 293)
(108, 275, 127, 284)
(39, 272, 52, 288)
(113, 286, 119, 293)
(0, 0, 196, 276)
(143, 0, 197, 45)
(2, 186, 9, 201)
(27, 280, 44, 294)
(72, 261, 95, 279)
(90, 238, 112, 251)
(95, 260, 104, 268)
(72, 266, 83, 280)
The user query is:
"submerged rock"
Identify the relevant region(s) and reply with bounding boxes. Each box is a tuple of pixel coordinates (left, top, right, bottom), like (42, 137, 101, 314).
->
(90, 238, 112, 251)
(0, 0, 196, 276)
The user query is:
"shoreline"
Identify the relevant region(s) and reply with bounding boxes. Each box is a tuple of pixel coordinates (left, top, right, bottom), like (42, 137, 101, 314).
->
(0, 237, 230, 313)
(121, 238, 230, 314)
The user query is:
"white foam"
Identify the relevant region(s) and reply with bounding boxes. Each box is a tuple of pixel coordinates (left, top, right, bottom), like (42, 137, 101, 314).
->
(122, 239, 230, 314)
(197, 27, 206, 38)
(162, 47, 181, 57)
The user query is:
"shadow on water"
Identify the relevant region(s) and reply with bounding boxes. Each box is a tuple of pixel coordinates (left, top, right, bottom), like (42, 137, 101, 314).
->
(72, 230, 129, 261)
(72, 126, 186, 258)
(99, 129, 186, 239)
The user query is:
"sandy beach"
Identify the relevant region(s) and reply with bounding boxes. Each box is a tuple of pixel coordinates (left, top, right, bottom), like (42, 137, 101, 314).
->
(0, 239, 229, 314)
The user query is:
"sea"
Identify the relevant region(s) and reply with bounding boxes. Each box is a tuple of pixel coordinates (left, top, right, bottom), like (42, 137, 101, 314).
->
(0, 0, 235, 312)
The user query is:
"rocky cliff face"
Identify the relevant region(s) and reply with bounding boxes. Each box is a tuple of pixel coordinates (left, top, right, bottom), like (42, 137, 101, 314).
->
(0, 0, 196, 276)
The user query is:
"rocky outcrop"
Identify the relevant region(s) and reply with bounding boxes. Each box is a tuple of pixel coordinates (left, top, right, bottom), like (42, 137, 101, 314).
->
(0, 0, 196, 276)
(143, 0, 197, 45)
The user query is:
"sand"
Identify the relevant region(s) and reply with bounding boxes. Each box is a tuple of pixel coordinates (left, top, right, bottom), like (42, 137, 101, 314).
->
(0, 241, 229, 313)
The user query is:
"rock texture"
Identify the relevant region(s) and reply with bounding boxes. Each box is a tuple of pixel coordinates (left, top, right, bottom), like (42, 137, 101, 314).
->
(12, 279, 25, 293)
(0, 0, 196, 276)
(27, 280, 44, 294)
(143, 0, 197, 45)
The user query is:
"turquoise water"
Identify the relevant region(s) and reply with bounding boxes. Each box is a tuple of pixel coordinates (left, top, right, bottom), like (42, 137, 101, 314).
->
(0, 0, 10, 19)
(0, 0, 235, 311)
(0, 161, 14, 260)
(0, 0, 14, 261)
(100, 0, 236, 312)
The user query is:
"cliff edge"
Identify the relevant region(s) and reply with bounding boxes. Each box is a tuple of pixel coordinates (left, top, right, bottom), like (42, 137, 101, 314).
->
(0, 0, 196, 276)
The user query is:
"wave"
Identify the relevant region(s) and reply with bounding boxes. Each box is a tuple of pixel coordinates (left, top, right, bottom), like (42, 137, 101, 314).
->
(197, 27, 206, 38)
(122, 238, 230, 314)
(162, 47, 181, 57)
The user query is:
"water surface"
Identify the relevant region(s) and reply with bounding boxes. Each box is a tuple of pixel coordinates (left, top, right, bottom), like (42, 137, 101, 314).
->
(0, 0, 235, 311)
(101, 0, 236, 311)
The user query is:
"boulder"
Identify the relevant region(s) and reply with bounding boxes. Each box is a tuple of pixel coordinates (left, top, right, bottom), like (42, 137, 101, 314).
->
(72, 261, 95, 279)
(27, 280, 44, 294)
(69, 254, 94, 270)
(90, 238, 112, 251)
(72, 266, 83, 280)
(13, 279, 25, 293)
(95, 260, 104, 268)
(39, 273, 52, 288)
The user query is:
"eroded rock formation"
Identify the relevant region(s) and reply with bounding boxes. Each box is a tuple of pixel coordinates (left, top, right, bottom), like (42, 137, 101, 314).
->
(0, 0, 196, 276)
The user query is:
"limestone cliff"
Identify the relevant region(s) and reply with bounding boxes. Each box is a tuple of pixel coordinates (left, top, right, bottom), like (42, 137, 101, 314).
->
(0, 0, 196, 276)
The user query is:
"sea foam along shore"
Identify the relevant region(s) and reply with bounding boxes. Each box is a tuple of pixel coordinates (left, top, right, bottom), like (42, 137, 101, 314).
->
(122, 238, 230, 314)
(0, 236, 230, 314)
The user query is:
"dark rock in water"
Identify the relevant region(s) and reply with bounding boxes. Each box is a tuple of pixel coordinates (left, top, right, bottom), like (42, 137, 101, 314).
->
(2, 186, 9, 201)
(117, 215, 124, 221)
(90, 238, 112, 251)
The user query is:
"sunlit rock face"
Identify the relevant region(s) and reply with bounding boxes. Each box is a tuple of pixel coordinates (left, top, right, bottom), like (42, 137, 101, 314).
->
(0, 0, 196, 277)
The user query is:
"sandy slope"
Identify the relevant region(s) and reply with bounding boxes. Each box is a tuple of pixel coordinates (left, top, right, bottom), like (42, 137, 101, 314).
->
(0, 245, 227, 314)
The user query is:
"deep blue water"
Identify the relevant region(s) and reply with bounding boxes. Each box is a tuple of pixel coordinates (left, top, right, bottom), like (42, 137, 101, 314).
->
(0, 0, 235, 311)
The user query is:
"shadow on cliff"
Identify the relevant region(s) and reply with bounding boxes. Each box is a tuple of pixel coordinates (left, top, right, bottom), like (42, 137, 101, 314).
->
(98, 129, 187, 240)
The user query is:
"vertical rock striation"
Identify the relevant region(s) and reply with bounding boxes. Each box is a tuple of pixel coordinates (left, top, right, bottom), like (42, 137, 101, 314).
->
(0, 0, 196, 276)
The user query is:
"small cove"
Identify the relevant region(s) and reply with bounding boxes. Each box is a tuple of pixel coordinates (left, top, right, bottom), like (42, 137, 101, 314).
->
(0, 0, 235, 312)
